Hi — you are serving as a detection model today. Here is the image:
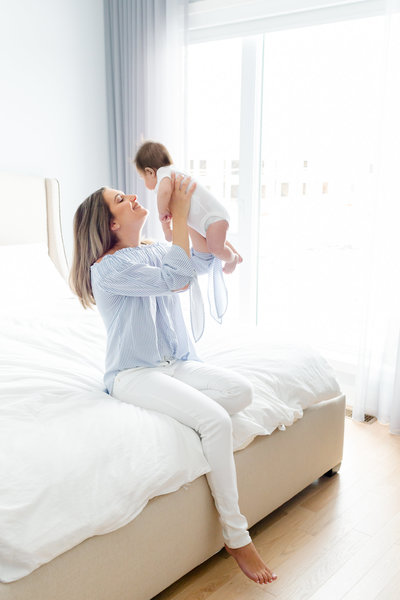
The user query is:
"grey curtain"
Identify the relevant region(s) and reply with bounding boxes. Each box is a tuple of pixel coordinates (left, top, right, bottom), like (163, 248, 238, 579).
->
(104, 0, 187, 237)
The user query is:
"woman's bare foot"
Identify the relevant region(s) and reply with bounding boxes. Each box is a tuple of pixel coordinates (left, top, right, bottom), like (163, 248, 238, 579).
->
(223, 254, 239, 274)
(224, 542, 277, 585)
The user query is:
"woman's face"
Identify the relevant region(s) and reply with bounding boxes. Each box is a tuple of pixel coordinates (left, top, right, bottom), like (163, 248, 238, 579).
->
(103, 188, 148, 235)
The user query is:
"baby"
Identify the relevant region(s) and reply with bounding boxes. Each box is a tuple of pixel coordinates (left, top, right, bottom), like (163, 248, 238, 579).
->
(134, 141, 242, 274)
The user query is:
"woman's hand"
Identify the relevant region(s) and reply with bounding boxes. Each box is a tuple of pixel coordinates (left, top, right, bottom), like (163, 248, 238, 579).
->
(170, 174, 195, 258)
(169, 173, 196, 221)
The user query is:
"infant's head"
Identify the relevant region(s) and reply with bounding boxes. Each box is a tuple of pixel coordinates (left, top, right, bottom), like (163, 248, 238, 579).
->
(134, 141, 173, 190)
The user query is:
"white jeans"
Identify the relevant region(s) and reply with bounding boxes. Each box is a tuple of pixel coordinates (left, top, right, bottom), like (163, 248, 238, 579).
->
(112, 359, 253, 548)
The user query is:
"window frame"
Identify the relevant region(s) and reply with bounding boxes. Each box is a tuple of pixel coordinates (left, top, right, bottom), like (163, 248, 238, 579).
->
(237, 36, 264, 323)
(188, 0, 388, 43)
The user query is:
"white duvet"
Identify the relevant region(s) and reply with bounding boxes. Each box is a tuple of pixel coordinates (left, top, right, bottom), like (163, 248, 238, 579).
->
(0, 251, 341, 582)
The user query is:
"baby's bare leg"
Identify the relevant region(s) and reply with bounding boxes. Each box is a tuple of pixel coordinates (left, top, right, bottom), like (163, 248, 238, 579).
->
(206, 220, 239, 273)
(226, 240, 243, 263)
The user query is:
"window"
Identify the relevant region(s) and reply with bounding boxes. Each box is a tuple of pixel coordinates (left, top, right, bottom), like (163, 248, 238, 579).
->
(187, 14, 386, 363)
(187, 38, 243, 317)
(257, 17, 383, 361)
(187, 38, 242, 236)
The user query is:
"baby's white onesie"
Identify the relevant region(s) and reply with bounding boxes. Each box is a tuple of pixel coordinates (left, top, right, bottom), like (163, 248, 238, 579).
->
(155, 165, 230, 237)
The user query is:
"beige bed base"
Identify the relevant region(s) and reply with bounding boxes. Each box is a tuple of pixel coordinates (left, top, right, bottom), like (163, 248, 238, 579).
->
(0, 172, 345, 600)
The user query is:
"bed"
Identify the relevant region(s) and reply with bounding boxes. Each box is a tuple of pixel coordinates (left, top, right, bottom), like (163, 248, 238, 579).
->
(0, 171, 345, 600)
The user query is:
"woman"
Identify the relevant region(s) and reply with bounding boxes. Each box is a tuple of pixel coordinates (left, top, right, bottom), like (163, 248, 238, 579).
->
(70, 175, 277, 585)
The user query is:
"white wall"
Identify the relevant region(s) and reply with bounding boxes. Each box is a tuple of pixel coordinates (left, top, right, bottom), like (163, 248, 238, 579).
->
(0, 0, 110, 261)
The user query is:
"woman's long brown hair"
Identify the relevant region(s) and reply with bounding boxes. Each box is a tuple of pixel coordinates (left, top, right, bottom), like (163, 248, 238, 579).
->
(69, 187, 115, 308)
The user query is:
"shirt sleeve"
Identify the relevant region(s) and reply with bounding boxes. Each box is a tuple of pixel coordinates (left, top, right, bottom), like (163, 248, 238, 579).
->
(92, 245, 196, 297)
(190, 248, 215, 275)
(190, 249, 228, 328)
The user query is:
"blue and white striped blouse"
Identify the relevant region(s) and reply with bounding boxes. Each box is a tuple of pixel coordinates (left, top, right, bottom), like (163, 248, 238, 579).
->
(90, 243, 219, 394)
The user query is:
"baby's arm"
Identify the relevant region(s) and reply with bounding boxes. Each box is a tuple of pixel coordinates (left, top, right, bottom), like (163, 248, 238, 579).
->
(161, 220, 173, 242)
(157, 177, 173, 221)
(157, 177, 173, 241)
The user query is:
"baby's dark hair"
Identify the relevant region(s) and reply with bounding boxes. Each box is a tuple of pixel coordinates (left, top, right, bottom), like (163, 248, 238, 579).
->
(134, 141, 173, 172)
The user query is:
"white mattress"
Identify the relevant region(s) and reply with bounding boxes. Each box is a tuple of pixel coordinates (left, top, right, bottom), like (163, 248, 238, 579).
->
(0, 246, 341, 583)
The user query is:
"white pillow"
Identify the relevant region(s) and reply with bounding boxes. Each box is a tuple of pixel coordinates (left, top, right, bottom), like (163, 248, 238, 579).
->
(0, 243, 74, 311)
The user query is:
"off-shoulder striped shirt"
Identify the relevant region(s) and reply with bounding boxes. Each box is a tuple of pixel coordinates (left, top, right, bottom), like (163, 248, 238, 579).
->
(90, 243, 217, 394)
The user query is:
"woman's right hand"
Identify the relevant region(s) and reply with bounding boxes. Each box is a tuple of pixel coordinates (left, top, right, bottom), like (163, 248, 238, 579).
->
(169, 173, 196, 221)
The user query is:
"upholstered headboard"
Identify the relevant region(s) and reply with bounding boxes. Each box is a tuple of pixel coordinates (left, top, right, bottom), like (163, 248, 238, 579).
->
(0, 171, 69, 280)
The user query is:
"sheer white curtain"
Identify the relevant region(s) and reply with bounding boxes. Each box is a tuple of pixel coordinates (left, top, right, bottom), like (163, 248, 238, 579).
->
(353, 0, 400, 434)
(104, 0, 188, 238)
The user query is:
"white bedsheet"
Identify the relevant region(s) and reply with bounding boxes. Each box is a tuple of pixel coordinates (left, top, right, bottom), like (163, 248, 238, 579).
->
(0, 298, 340, 583)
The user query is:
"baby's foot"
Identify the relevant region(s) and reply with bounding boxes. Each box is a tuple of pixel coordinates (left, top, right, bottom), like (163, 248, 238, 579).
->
(223, 254, 239, 274)
(225, 542, 277, 585)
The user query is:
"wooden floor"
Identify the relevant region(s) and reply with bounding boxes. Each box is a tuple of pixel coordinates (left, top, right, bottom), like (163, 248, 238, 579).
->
(153, 417, 400, 600)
